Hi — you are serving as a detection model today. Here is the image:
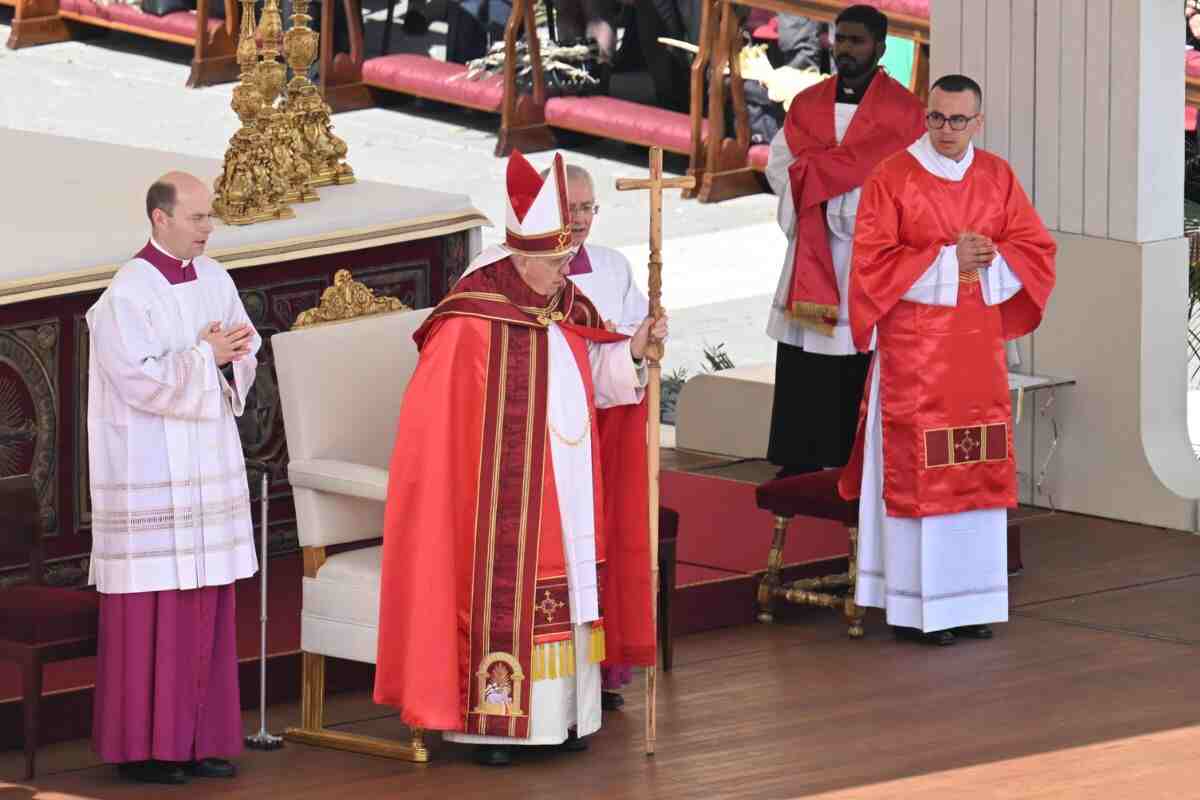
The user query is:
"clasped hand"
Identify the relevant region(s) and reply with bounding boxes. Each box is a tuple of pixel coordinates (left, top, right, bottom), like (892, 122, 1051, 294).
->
(200, 321, 254, 367)
(630, 313, 669, 361)
(957, 232, 996, 272)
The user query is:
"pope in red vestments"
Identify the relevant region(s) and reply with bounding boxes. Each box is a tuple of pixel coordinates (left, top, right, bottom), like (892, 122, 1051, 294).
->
(374, 152, 662, 765)
(838, 75, 1057, 644)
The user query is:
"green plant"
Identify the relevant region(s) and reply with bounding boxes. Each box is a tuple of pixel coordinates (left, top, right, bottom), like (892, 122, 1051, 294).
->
(1186, 208, 1200, 383)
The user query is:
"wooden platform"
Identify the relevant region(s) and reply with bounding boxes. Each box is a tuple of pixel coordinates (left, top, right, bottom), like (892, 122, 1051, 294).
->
(4, 509, 1199, 798)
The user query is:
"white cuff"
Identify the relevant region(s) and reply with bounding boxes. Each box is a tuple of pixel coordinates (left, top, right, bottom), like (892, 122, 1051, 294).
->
(902, 245, 960, 307)
(980, 253, 1023, 306)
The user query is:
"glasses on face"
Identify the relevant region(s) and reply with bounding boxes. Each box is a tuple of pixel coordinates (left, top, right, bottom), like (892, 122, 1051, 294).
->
(568, 202, 598, 216)
(926, 111, 979, 131)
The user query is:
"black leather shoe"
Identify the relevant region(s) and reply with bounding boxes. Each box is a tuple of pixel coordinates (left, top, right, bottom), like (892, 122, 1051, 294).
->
(473, 745, 513, 766)
(117, 760, 189, 784)
(892, 626, 956, 646)
(184, 758, 237, 778)
(601, 690, 625, 711)
(954, 624, 994, 639)
(560, 731, 588, 752)
(924, 629, 957, 646)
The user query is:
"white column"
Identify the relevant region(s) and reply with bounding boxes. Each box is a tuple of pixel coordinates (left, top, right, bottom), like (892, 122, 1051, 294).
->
(930, 0, 1199, 530)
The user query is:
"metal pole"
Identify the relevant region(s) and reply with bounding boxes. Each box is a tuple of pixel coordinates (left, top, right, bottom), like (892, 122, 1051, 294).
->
(246, 469, 283, 750)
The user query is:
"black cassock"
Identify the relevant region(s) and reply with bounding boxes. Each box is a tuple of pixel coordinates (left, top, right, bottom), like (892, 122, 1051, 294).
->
(767, 343, 870, 476)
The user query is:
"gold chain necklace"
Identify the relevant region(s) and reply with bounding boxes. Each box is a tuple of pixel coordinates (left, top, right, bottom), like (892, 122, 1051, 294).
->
(549, 418, 589, 447)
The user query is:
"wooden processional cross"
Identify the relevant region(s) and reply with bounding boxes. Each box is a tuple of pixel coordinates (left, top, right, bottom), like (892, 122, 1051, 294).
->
(615, 147, 694, 756)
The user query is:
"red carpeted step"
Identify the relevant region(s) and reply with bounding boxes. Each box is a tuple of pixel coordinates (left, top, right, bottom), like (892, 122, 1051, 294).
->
(661, 470, 847, 575)
(363, 54, 504, 112)
(0, 552, 304, 703)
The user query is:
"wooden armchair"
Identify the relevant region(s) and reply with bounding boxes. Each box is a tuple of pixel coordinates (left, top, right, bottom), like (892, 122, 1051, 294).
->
(0, 474, 100, 780)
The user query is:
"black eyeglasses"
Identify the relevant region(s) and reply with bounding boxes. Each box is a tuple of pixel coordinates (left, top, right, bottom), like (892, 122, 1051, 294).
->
(926, 111, 979, 131)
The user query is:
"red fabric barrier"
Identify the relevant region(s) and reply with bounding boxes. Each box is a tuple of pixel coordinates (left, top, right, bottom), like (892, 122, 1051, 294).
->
(545, 96, 703, 154)
(362, 54, 504, 111)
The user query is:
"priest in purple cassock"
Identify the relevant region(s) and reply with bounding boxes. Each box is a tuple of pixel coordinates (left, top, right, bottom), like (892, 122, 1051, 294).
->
(85, 172, 260, 785)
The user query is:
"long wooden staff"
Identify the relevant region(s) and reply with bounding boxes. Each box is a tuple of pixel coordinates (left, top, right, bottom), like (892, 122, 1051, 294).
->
(615, 147, 694, 756)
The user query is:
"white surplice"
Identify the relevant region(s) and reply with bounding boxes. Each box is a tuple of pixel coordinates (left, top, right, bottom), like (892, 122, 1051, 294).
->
(568, 244, 649, 335)
(86, 254, 261, 595)
(446, 323, 646, 746)
(854, 134, 1023, 633)
(764, 103, 873, 356)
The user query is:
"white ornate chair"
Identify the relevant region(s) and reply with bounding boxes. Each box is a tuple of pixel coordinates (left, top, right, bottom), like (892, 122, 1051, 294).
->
(272, 270, 432, 762)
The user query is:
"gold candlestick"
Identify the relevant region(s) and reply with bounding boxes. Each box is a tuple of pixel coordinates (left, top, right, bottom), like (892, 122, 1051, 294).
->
(258, 0, 318, 203)
(282, 0, 354, 187)
(213, 0, 295, 225)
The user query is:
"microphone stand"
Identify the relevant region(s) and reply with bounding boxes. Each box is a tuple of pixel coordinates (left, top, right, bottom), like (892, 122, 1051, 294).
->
(244, 460, 284, 750)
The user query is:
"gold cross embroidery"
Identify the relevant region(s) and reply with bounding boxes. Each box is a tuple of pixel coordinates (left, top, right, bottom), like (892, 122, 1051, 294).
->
(955, 429, 980, 460)
(537, 590, 565, 623)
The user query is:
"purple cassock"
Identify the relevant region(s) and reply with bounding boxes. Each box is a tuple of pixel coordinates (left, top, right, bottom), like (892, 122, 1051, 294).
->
(91, 241, 243, 765)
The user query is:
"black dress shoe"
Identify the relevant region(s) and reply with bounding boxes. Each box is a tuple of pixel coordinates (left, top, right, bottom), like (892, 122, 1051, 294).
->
(184, 758, 237, 778)
(117, 760, 189, 784)
(892, 626, 956, 646)
(601, 690, 625, 711)
(473, 745, 513, 766)
(560, 731, 589, 752)
(954, 624, 994, 639)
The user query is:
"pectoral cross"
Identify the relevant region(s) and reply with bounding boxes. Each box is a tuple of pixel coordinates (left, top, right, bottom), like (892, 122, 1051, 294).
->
(613, 147, 693, 759)
(615, 147, 695, 364)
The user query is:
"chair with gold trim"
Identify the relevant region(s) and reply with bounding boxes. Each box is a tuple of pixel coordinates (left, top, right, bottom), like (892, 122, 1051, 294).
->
(753, 467, 864, 637)
(273, 270, 431, 761)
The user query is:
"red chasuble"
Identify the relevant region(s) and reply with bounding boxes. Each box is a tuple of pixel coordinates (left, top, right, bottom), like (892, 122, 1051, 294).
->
(838, 148, 1057, 517)
(782, 71, 926, 333)
(373, 260, 655, 738)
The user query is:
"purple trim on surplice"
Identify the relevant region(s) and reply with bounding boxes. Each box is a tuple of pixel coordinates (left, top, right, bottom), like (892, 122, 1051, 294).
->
(92, 584, 242, 764)
(135, 241, 196, 285)
(567, 245, 593, 276)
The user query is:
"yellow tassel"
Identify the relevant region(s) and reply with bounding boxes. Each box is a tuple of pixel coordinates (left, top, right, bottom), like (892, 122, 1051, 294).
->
(547, 643, 559, 680)
(532, 644, 544, 681)
(590, 626, 606, 663)
(563, 641, 575, 677)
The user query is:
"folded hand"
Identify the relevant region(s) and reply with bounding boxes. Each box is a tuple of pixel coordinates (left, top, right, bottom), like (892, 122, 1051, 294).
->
(200, 322, 255, 367)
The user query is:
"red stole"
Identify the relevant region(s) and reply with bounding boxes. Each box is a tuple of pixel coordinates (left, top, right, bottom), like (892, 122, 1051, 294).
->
(782, 71, 926, 334)
(375, 260, 654, 737)
(838, 150, 1057, 517)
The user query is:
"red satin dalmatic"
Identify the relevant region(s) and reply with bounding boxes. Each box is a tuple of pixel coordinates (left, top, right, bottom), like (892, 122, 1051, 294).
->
(373, 260, 654, 736)
(782, 71, 926, 327)
(838, 148, 1057, 517)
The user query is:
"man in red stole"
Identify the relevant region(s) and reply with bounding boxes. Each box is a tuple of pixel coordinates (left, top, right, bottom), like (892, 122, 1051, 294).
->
(838, 75, 1057, 646)
(764, 4, 926, 478)
(374, 151, 666, 766)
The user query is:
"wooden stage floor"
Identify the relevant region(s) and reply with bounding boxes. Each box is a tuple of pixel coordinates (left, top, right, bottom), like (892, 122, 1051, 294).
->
(3, 510, 1199, 799)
